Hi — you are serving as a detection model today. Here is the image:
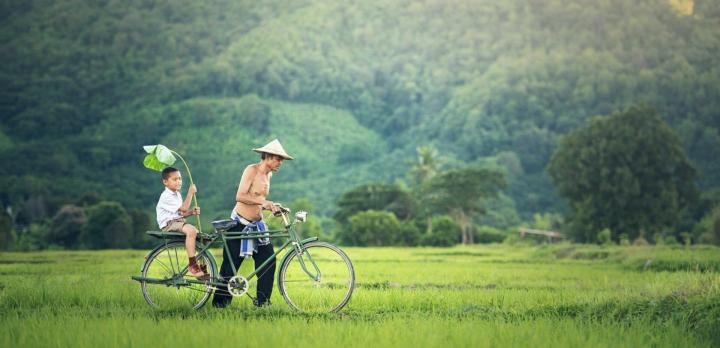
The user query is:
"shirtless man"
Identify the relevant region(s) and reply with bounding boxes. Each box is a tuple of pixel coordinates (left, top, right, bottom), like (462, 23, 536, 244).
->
(212, 139, 294, 308)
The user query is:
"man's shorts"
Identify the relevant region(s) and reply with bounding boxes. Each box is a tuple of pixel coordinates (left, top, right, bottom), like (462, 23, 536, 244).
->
(162, 218, 188, 232)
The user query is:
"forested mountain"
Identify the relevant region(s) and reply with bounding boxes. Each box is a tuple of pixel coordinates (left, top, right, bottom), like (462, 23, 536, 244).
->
(1, 0, 719, 230)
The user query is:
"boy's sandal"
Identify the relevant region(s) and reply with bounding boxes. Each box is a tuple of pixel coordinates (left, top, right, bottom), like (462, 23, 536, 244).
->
(188, 264, 208, 279)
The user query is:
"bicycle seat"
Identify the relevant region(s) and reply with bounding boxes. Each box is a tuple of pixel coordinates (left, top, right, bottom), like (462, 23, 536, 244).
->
(211, 219, 239, 232)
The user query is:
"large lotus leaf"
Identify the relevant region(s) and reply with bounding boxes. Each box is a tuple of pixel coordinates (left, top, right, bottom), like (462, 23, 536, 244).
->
(142, 144, 176, 171)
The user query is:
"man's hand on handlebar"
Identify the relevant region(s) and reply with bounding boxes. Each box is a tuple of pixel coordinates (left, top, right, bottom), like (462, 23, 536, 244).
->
(275, 204, 290, 214)
(263, 201, 290, 216)
(262, 201, 279, 214)
(263, 201, 289, 215)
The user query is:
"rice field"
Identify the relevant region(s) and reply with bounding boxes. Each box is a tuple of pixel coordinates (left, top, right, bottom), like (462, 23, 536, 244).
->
(1, 244, 719, 347)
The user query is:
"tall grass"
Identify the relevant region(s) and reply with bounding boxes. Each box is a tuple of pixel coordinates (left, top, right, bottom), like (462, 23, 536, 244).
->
(1, 245, 718, 347)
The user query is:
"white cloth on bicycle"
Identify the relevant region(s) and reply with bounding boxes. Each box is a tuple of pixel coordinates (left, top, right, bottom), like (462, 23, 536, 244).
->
(230, 210, 270, 258)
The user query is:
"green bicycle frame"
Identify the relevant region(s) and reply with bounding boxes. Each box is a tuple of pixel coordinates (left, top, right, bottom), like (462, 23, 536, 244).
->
(133, 211, 321, 288)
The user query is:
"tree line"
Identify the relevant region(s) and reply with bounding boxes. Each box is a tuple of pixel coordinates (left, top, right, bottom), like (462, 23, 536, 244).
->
(1, 106, 719, 250)
(2, 0, 720, 249)
(332, 106, 720, 247)
(0, 195, 155, 251)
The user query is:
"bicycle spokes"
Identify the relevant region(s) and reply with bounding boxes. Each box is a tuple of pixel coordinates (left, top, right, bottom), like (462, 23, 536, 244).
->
(278, 242, 355, 313)
(140, 242, 216, 310)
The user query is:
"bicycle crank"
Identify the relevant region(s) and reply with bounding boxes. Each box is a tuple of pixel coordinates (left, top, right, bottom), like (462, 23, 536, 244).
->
(227, 275, 249, 297)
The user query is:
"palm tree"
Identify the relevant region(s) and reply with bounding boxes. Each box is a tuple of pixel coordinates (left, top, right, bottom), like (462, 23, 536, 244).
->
(410, 146, 439, 234)
(409, 146, 439, 186)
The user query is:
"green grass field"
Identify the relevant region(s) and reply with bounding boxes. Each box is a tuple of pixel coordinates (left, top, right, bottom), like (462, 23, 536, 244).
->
(1, 244, 719, 347)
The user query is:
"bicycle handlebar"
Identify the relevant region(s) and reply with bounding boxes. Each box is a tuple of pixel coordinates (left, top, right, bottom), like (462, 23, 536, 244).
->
(272, 203, 291, 217)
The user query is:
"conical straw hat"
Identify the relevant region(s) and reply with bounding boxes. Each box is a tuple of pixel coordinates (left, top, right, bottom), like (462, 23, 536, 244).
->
(253, 139, 294, 160)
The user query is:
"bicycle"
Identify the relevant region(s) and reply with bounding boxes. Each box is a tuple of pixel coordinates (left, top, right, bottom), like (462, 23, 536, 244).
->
(131, 206, 355, 312)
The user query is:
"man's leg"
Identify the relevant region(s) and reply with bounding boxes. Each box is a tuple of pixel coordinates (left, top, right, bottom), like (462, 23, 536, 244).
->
(212, 237, 243, 308)
(253, 243, 276, 306)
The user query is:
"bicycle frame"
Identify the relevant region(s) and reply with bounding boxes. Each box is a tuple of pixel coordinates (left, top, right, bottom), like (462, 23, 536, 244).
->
(134, 211, 321, 289)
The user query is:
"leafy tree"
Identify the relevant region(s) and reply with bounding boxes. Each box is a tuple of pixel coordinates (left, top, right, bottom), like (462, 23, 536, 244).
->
(419, 215, 460, 247)
(290, 197, 315, 213)
(2, 0, 720, 231)
(548, 106, 698, 242)
(692, 206, 720, 245)
(14, 194, 50, 227)
(476, 193, 522, 229)
(529, 213, 563, 232)
(678, 188, 720, 238)
(425, 168, 506, 244)
(15, 223, 49, 251)
(0, 211, 15, 250)
(597, 228, 613, 246)
(334, 183, 415, 224)
(395, 221, 421, 246)
(473, 226, 506, 244)
(337, 142, 374, 164)
(81, 201, 133, 249)
(341, 210, 402, 246)
(289, 198, 325, 239)
(47, 205, 86, 249)
(76, 192, 102, 206)
(128, 209, 155, 249)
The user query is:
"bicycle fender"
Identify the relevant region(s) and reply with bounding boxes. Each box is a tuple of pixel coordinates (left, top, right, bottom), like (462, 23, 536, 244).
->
(299, 237, 319, 244)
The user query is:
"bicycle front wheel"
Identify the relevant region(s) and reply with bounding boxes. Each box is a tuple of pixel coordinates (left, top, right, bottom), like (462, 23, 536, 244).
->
(140, 241, 217, 310)
(278, 241, 355, 312)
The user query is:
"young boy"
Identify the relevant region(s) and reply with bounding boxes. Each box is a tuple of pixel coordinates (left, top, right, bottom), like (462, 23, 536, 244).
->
(156, 167, 205, 278)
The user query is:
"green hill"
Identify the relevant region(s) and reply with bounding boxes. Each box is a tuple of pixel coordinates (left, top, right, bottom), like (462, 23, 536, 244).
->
(1, 0, 719, 227)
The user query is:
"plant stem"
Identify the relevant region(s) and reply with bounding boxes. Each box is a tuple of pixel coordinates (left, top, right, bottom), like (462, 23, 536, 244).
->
(171, 150, 202, 233)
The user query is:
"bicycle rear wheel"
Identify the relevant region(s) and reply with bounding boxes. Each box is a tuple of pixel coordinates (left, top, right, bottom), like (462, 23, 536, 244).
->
(278, 241, 355, 312)
(140, 241, 216, 310)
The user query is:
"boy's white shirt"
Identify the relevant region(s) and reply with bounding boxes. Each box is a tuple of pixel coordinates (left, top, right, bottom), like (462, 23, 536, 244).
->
(156, 187, 183, 229)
